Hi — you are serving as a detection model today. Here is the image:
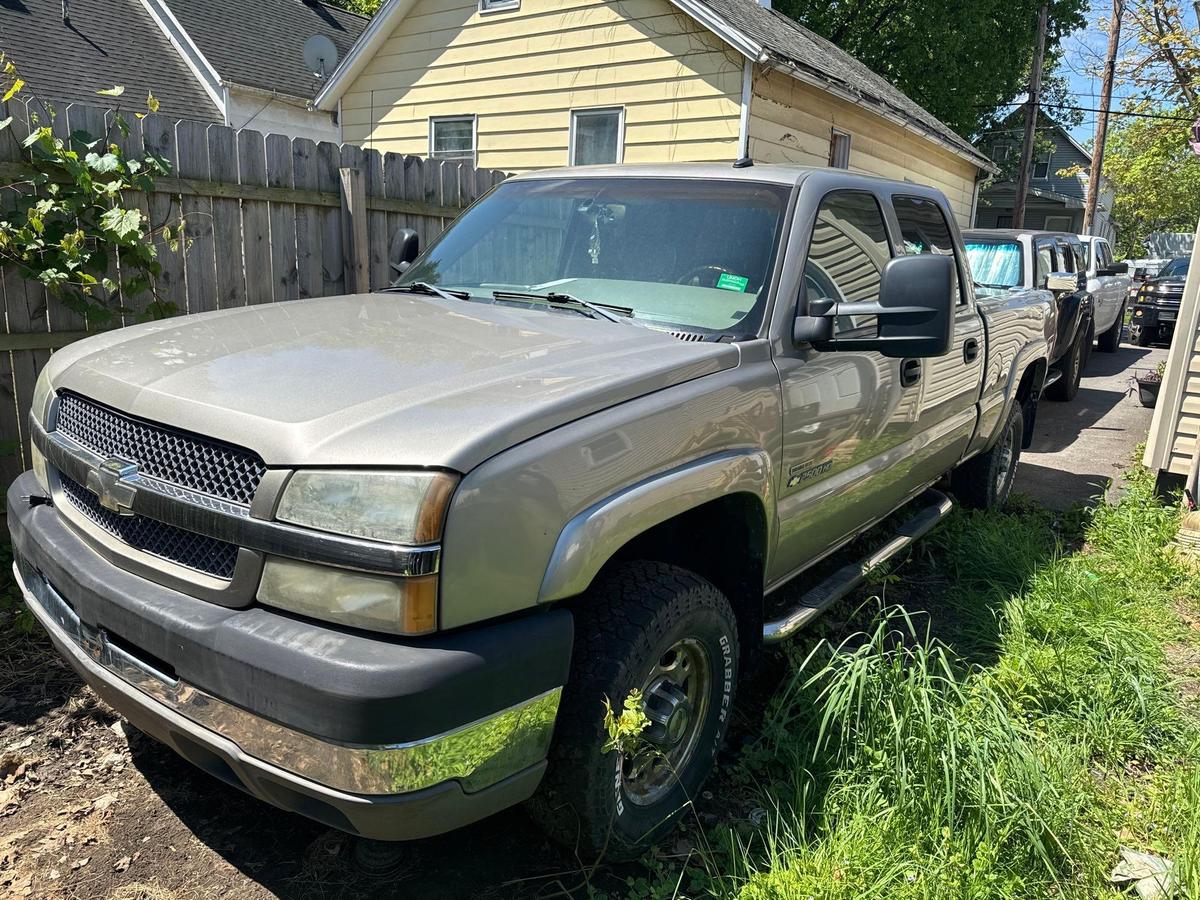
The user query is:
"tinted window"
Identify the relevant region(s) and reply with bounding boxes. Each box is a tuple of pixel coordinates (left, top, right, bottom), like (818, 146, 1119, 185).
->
(803, 191, 891, 334)
(1035, 243, 1054, 288)
(1055, 240, 1075, 272)
(1161, 257, 1190, 279)
(893, 195, 963, 304)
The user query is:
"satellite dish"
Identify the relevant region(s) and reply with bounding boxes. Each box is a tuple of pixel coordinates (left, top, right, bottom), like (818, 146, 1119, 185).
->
(303, 35, 339, 79)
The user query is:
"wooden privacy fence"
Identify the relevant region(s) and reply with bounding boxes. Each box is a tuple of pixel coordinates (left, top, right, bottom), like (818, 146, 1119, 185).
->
(0, 98, 509, 486)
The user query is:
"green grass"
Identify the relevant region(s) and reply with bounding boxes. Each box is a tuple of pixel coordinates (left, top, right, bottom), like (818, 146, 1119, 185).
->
(625, 468, 1200, 899)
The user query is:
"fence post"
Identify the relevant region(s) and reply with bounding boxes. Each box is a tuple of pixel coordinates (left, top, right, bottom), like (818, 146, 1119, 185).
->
(339, 166, 369, 294)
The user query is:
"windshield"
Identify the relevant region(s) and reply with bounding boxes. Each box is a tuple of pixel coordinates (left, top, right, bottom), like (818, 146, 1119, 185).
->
(1160, 257, 1190, 279)
(395, 177, 792, 334)
(965, 240, 1022, 290)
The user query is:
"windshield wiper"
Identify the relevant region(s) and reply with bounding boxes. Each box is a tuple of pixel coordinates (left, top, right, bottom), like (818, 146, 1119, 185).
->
(492, 290, 634, 324)
(383, 282, 471, 302)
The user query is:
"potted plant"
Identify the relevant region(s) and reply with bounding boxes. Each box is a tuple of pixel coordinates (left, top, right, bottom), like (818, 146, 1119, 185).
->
(1135, 361, 1167, 408)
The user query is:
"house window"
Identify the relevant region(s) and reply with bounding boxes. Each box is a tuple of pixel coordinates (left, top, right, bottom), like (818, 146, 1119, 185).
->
(829, 129, 851, 169)
(1044, 215, 1073, 233)
(570, 108, 624, 166)
(1033, 147, 1053, 179)
(430, 116, 476, 163)
(480, 0, 519, 11)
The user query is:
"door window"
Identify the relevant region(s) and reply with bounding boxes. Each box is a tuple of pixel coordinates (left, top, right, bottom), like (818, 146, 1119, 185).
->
(892, 195, 964, 304)
(803, 192, 891, 334)
(1035, 243, 1055, 288)
(1055, 239, 1075, 272)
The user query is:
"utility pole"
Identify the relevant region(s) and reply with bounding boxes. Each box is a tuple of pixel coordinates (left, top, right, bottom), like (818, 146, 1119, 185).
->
(1014, 2, 1049, 229)
(1084, 0, 1124, 234)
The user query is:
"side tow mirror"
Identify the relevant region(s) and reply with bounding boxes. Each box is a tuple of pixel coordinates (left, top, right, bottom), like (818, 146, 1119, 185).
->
(389, 228, 420, 275)
(1046, 272, 1079, 293)
(1099, 261, 1129, 276)
(793, 254, 955, 359)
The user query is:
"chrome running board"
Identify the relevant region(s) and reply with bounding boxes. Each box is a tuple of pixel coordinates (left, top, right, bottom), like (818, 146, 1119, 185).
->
(762, 489, 954, 644)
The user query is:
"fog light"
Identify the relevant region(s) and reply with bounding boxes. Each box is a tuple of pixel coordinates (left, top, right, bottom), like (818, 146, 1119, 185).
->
(257, 557, 437, 635)
(31, 444, 49, 492)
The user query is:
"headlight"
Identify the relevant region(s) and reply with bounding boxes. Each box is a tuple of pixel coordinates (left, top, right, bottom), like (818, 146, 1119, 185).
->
(31, 368, 53, 426)
(276, 470, 457, 544)
(257, 557, 438, 635)
(31, 444, 49, 492)
(265, 470, 457, 635)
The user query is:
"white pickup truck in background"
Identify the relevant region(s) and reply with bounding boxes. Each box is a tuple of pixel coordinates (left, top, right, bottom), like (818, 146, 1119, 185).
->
(1077, 234, 1131, 352)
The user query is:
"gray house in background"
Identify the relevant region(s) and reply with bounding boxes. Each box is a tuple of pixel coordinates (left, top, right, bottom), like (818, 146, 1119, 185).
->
(974, 117, 1115, 242)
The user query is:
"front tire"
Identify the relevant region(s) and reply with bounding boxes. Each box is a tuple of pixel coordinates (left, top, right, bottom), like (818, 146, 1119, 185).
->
(951, 399, 1023, 510)
(1097, 303, 1125, 353)
(530, 562, 738, 861)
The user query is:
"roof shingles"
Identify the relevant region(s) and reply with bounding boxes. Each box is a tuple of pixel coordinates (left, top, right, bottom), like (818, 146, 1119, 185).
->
(0, 0, 220, 123)
(164, 0, 367, 100)
(695, 0, 992, 168)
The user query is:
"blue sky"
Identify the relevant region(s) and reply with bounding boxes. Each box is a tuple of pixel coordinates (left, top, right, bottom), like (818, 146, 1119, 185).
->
(1059, 2, 1198, 145)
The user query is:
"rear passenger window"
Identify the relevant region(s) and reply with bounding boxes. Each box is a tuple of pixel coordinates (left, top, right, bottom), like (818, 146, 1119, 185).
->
(892, 195, 964, 304)
(803, 191, 891, 334)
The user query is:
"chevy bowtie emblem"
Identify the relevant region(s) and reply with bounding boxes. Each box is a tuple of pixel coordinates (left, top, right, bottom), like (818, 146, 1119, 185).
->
(86, 458, 140, 516)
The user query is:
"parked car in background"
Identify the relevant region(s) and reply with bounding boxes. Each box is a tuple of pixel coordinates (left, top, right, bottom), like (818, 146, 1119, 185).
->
(964, 229, 1092, 401)
(1131, 256, 1191, 347)
(1077, 234, 1131, 351)
(10, 165, 1055, 858)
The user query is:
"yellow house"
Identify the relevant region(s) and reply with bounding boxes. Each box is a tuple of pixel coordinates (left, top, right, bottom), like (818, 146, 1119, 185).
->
(314, 0, 995, 224)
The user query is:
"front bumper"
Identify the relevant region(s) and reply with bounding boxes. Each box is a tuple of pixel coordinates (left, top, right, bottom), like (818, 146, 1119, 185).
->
(1131, 302, 1179, 330)
(8, 472, 573, 839)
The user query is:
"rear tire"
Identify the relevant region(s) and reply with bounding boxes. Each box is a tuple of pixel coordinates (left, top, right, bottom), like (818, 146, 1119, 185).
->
(529, 561, 739, 861)
(1046, 327, 1086, 402)
(951, 399, 1023, 510)
(1097, 303, 1125, 353)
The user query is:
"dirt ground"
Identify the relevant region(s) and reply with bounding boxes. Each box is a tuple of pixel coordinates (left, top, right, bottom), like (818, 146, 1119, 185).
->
(0, 578, 786, 900)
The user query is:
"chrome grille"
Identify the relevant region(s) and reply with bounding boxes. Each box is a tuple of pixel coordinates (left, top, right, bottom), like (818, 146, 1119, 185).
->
(55, 392, 266, 506)
(60, 474, 238, 580)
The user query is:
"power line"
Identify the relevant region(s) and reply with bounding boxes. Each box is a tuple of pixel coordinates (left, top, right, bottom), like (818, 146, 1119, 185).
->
(991, 100, 1194, 121)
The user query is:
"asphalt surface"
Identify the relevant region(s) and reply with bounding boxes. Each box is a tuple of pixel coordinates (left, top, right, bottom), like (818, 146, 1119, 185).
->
(1014, 332, 1169, 509)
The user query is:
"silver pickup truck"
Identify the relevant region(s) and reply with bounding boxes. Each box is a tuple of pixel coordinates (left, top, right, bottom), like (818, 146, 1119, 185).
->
(8, 164, 1053, 858)
(964, 229, 1092, 401)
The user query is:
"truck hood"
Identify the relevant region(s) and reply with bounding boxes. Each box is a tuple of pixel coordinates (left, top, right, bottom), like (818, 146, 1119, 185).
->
(46, 293, 739, 471)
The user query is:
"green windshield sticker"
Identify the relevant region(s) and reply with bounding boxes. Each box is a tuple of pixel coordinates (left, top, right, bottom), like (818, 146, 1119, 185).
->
(716, 273, 750, 293)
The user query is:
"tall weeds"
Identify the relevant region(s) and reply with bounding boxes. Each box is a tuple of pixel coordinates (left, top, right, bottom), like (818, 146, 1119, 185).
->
(677, 469, 1200, 899)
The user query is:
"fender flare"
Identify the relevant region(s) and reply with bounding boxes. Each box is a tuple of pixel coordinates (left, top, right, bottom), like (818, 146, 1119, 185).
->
(982, 340, 1049, 452)
(537, 449, 774, 604)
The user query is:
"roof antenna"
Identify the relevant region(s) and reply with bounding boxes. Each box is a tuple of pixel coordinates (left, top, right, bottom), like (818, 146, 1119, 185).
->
(733, 157, 755, 168)
(61, 0, 70, 24)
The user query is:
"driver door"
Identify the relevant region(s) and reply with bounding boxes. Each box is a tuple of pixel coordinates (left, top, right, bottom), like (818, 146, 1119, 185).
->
(772, 190, 920, 578)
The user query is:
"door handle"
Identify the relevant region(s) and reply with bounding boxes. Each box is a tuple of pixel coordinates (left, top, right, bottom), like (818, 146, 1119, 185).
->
(963, 338, 980, 363)
(900, 358, 922, 388)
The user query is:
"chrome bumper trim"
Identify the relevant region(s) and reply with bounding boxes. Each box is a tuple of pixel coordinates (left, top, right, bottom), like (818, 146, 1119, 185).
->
(15, 561, 560, 796)
(33, 420, 441, 576)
